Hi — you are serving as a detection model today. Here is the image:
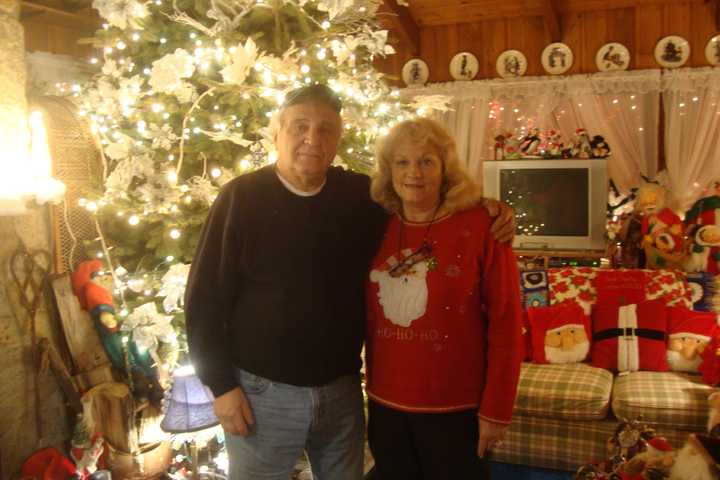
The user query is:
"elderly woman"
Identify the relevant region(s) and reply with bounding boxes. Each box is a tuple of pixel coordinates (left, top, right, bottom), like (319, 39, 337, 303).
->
(365, 118, 524, 479)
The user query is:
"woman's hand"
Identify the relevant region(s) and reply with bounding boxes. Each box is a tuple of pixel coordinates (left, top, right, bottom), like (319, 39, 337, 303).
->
(482, 198, 516, 244)
(477, 418, 508, 458)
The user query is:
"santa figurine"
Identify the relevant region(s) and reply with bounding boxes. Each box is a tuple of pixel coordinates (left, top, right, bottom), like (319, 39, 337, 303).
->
(571, 128, 593, 159)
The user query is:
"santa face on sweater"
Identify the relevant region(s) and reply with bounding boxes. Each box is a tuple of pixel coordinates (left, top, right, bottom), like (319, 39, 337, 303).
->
(370, 255, 429, 328)
(543, 324, 590, 363)
(667, 334, 709, 372)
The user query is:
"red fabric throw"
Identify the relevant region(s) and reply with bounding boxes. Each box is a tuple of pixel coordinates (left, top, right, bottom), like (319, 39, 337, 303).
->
(527, 303, 591, 364)
(591, 300, 669, 372)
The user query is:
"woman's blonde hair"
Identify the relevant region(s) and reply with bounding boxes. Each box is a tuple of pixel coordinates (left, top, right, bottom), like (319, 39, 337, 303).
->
(370, 117, 483, 215)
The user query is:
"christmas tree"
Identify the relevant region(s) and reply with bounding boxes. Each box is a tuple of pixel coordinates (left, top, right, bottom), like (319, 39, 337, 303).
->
(68, 0, 448, 368)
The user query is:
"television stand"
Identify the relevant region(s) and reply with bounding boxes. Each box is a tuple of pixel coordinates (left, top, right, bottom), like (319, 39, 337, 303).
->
(515, 249, 608, 270)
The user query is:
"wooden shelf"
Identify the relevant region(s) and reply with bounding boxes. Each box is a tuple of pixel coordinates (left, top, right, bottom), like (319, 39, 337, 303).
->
(515, 249, 608, 269)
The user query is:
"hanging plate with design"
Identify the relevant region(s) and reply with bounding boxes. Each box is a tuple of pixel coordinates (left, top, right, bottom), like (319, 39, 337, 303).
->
(705, 35, 720, 66)
(541, 42, 573, 75)
(654, 35, 690, 68)
(496, 49, 528, 78)
(449, 52, 479, 80)
(596, 43, 630, 72)
(402, 58, 430, 86)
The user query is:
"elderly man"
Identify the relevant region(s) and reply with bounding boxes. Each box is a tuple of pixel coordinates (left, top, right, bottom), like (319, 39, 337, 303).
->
(185, 84, 514, 479)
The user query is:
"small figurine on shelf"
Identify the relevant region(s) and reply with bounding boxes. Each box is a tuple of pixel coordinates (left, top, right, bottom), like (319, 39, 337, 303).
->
(591, 134, 611, 158)
(571, 128, 593, 159)
(503, 134, 522, 159)
(545, 130, 564, 158)
(520, 127, 542, 156)
(493, 133, 507, 160)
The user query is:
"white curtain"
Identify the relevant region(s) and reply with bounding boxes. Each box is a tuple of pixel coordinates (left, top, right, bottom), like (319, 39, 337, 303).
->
(662, 68, 720, 210)
(559, 70, 661, 192)
(408, 71, 661, 194)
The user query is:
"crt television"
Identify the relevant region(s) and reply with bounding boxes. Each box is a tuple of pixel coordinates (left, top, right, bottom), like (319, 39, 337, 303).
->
(482, 159, 608, 251)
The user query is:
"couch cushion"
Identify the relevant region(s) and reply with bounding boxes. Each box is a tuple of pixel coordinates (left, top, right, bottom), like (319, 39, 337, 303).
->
(514, 362, 613, 420)
(612, 371, 716, 431)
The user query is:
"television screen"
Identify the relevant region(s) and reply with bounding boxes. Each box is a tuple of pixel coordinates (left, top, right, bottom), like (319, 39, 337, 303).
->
(500, 168, 589, 237)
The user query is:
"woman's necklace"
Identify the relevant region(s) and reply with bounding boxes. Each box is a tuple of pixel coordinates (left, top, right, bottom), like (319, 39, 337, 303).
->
(389, 204, 440, 278)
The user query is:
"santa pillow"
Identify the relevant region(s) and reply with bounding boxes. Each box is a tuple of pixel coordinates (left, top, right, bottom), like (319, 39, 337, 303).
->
(591, 300, 669, 372)
(527, 303, 591, 364)
(666, 306, 718, 372)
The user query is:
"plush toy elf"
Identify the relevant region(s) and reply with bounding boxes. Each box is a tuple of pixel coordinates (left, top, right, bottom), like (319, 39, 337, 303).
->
(71, 259, 155, 379)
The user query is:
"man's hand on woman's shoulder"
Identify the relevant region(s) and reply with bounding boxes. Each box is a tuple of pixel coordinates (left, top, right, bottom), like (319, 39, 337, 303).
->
(482, 198, 516, 244)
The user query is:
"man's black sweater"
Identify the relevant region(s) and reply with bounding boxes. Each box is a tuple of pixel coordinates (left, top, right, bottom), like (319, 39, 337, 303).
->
(185, 165, 388, 397)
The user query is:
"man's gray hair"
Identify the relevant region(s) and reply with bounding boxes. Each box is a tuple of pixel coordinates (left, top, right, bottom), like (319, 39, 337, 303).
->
(270, 84, 343, 137)
(281, 84, 342, 113)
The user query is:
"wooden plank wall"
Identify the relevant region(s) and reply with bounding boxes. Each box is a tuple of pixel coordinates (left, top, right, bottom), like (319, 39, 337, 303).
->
(376, 1, 718, 84)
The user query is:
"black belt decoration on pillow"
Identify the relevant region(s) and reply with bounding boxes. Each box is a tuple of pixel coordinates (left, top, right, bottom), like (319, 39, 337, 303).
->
(593, 328, 666, 342)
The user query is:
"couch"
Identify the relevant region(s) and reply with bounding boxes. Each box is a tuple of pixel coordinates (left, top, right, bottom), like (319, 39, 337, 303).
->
(491, 267, 718, 472)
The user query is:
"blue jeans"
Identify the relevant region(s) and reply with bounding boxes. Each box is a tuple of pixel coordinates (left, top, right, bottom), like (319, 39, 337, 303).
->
(226, 368, 365, 480)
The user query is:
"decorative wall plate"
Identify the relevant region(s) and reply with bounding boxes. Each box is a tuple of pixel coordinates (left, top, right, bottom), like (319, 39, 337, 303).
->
(401, 58, 429, 86)
(541, 42, 573, 75)
(706, 35, 720, 66)
(449, 52, 479, 80)
(654, 35, 690, 68)
(595, 43, 630, 71)
(496, 50, 527, 78)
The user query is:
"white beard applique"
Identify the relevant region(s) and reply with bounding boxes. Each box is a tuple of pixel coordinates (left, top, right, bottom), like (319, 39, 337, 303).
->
(545, 341, 590, 364)
(370, 251, 429, 328)
(666, 349, 703, 372)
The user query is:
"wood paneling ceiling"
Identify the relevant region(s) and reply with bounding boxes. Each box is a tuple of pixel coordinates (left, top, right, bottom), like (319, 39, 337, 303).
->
(19, 0, 716, 41)
(398, 0, 706, 26)
(380, 0, 712, 55)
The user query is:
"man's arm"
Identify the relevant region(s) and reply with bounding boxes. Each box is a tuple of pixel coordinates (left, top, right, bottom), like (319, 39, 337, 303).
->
(482, 198, 516, 244)
(186, 184, 259, 436)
